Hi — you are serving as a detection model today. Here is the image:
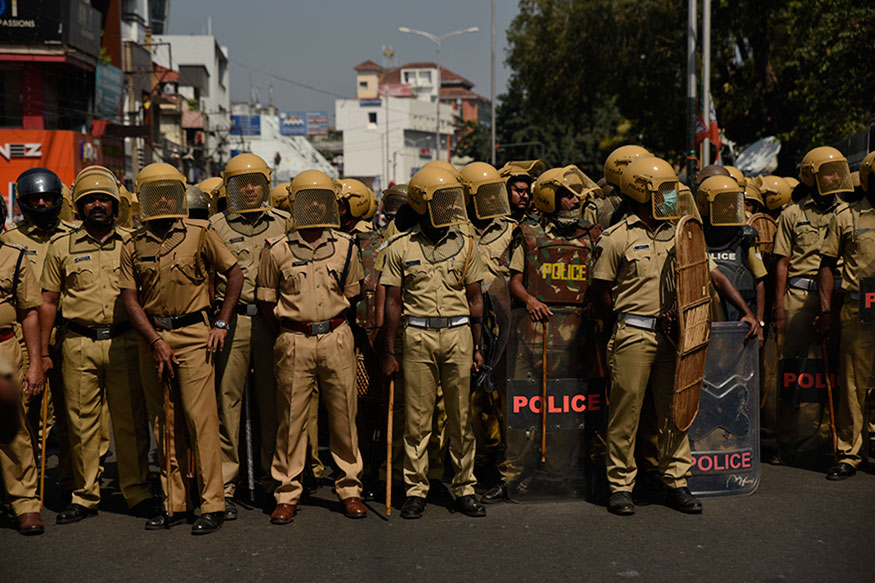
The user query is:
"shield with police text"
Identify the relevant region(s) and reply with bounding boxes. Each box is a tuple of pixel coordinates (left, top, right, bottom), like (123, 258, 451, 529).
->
(504, 306, 606, 500)
(688, 322, 760, 497)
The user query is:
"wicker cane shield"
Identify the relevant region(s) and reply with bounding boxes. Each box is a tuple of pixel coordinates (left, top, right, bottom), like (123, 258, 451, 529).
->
(747, 213, 777, 255)
(672, 216, 713, 431)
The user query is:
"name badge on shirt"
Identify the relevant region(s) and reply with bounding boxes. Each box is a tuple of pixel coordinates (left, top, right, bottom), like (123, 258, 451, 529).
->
(139, 256, 158, 262)
(23, 249, 37, 255)
(856, 228, 872, 236)
(74, 255, 92, 263)
(292, 260, 307, 267)
(796, 220, 811, 227)
(633, 244, 650, 251)
(405, 259, 421, 267)
(229, 236, 244, 244)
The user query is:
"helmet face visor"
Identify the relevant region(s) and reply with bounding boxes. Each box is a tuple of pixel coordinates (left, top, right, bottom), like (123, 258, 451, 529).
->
(815, 161, 853, 197)
(472, 181, 510, 220)
(710, 191, 746, 226)
(677, 189, 699, 219)
(427, 186, 468, 228)
(139, 180, 187, 221)
(292, 188, 340, 229)
(226, 173, 270, 213)
(651, 181, 681, 220)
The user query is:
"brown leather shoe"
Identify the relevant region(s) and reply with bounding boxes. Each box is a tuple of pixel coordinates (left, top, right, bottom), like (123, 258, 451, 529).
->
(270, 503, 296, 525)
(17, 512, 45, 536)
(342, 497, 367, 519)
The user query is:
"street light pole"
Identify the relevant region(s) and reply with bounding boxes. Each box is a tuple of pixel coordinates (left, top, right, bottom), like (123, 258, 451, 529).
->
(399, 26, 479, 162)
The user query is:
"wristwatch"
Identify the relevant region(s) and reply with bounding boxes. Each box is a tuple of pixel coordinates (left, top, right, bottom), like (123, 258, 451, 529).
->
(758, 320, 766, 328)
(213, 319, 229, 330)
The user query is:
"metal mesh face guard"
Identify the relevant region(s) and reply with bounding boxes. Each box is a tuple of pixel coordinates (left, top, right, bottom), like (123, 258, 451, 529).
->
(382, 192, 406, 216)
(710, 191, 746, 226)
(564, 167, 599, 201)
(226, 173, 270, 213)
(427, 186, 468, 228)
(292, 188, 340, 229)
(473, 181, 510, 220)
(677, 190, 697, 218)
(139, 180, 187, 221)
(651, 181, 681, 220)
(815, 161, 853, 196)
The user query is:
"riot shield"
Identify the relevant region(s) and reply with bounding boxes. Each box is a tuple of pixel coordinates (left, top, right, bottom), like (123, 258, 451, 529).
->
(476, 276, 512, 392)
(747, 213, 777, 256)
(688, 322, 760, 497)
(504, 306, 606, 500)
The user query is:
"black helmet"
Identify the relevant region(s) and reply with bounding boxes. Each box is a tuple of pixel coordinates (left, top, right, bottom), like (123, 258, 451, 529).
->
(15, 167, 63, 228)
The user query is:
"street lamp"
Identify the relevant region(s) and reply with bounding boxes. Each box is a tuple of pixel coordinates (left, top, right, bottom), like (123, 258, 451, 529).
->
(399, 25, 479, 161)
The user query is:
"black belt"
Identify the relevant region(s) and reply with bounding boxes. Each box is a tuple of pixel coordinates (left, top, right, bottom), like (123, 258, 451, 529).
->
(281, 314, 346, 336)
(151, 310, 208, 331)
(236, 303, 259, 317)
(66, 320, 132, 340)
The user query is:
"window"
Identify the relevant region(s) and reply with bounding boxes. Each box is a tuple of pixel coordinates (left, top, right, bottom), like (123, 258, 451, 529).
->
(368, 112, 377, 128)
(359, 80, 368, 88)
(419, 71, 432, 85)
(403, 71, 414, 84)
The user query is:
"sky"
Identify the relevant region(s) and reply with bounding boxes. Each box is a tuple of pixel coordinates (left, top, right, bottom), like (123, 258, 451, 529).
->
(168, 0, 518, 124)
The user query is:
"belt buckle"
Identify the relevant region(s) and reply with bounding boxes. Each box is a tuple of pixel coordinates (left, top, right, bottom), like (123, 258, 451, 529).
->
(310, 320, 330, 335)
(154, 316, 172, 330)
(433, 317, 448, 329)
(246, 304, 258, 317)
(95, 327, 112, 340)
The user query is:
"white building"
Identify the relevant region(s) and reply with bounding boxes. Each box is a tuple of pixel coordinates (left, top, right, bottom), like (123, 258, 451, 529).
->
(153, 34, 231, 178)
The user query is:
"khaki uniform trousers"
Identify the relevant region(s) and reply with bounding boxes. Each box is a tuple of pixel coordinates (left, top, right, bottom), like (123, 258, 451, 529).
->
(139, 321, 224, 514)
(272, 322, 363, 505)
(781, 288, 820, 359)
(307, 388, 325, 480)
(215, 312, 278, 496)
(0, 337, 40, 514)
(606, 322, 691, 493)
(836, 300, 875, 467)
(62, 330, 152, 509)
(402, 324, 476, 499)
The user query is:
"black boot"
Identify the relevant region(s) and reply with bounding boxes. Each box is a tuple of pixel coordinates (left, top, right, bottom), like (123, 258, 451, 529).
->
(665, 487, 702, 514)
(607, 492, 635, 516)
(191, 511, 224, 535)
(400, 496, 427, 519)
(56, 504, 97, 525)
(453, 495, 486, 517)
(480, 481, 511, 504)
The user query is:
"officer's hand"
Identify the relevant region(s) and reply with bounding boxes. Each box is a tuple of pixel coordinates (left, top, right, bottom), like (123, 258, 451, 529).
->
(740, 313, 762, 345)
(152, 339, 180, 380)
(772, 306, 786, 336)
(814, 311, 832, 337)
(24, 363, 46, 398)
(40, 355, 53, 375)
(525, 296, 554, 322)
(472, 349, 485, 372)
(382, 353, 400, 378)
(208, 328, 228, 353)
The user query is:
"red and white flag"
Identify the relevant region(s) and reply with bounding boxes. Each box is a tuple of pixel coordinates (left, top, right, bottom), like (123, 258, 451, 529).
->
(696, 94, 721, 163)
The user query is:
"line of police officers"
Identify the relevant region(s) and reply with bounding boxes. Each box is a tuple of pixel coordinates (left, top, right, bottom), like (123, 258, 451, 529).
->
(2, 142, 871, 534)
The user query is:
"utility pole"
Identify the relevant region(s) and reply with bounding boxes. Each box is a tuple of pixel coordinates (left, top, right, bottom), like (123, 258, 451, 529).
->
(491, 0, 496, 165)
(686, 0, 698, 185)
(702, 0, 712, 165)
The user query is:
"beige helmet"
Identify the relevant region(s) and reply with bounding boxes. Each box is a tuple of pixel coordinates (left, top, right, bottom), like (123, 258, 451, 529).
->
(135, 163, 187, 221)
(118, 184, 133, 227)
(421, 160, 463, 182)
(287, 170, 340, 229)
(337, 178, 374, 220)
(724, 165, 746, 188)
(695, 164, 730, 189)
(760, 175, 792, 210)
(784, 176, 799, 190)
(532, 165, 594, 214)
(696, 175, 746, 226)
(381, 183, 408, 218)
(743, 181, 765, 209)
(799, 146, 853, 196)
(407, 167, 468, 228)
(222, 153, 271, 213)
(620, 157, 681, 220)
(60, 184, 75, 222)
(186, 185, 211, 220)
(270, 182, 291, 212)
(460, 162, 510, 220)
(72, 169, 121, 223)
(498, 159, 547, 184)
(363, 188, 378, 220)
(604, 145, 651, 187)
(859, 151, 875, 193)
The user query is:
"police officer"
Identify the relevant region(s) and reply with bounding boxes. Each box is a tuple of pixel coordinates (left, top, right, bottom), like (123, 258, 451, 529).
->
(498, 160, 546, 224)
(381, 166, 487, 519)
(590, 157, 758, 516)
(0, 194, 46, 535)
(697, 175, 767, 325)
(378, 183, 408, 234)
(482, 165, 602, 503)
(761, 176, 793, 221)
(120, 162, 243, 534)
(816, 150, 875, 480)
(257, 170, 366, 524)
(2, 167, 76, 496)
(40, 168, 157, 524)
(210, 153, 290, 517)
(270, 182, 292, 213)
(583, 145, 651, 229)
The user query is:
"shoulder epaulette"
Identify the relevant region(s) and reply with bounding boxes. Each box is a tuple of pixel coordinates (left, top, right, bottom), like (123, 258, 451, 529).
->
(183, 218, 210, 230)
(265, 234, 285, 248)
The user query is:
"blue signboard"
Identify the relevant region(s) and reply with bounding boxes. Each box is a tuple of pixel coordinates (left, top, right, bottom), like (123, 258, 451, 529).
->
(230, 115, 261, 136)
(279, 112, 308, 136)
(307, 111, 328, 136)
(95, 63, 124, 121)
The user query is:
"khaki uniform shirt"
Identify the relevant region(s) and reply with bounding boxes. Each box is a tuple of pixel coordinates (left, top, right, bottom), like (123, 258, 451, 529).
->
(0, 243, 41, 328)
(41, 226, 131, 326)
(474, 216, 516, 286)
(774, 196, 845, 279)
(822, 197, 875, 293)
(582, 195, 621, 230)
(209, 209, 290, 304)
(381, 225, 484, 318)
(592, 214, 715, 318)
(118, 219, 237, 317)
(351, 220, 374, 234)
(1, 219, 77, 281)
(256, 229, 362, 323)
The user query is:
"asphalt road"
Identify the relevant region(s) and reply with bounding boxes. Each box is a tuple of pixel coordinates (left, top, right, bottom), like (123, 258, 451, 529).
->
(2, 458, 873, 582)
